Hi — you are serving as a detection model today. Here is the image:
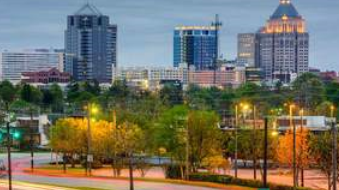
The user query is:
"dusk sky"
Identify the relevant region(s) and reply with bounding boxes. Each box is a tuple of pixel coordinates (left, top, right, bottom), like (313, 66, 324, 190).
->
(0, 0, 338, 70)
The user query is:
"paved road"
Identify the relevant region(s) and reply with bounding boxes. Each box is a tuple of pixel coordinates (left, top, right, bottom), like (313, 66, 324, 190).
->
(0, 153, 220, 190)
(0, 180, 76, 190)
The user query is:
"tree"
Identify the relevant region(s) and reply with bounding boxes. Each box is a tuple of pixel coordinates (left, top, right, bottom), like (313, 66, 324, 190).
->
(155, 106, 223, 177)
(309, 132, 337, 190)
(276, 128, 310, 185)
(315, 101, 334, 116)
(154, 105, 190, 178)
(159, 83, 183, 106)
(325, 81, 339, 108)
(83, 80, 101, 96)
(49, 118, 87, 170)
(66, 82, 96, 105)
(188, 110, 222, 172)
(20, 84, 42, 105)
(107, 80, 130, 99)
(0, 80, 17, 108)
(202, 155, 231, 174)
(50, 83, 64, 112)
(292, 73, 325, 113)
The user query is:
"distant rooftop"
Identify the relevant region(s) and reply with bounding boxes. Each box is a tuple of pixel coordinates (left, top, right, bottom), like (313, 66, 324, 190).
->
(75, 3, 102, 16)
(270, 0, 301, 19)
(175, 26, 217, 31)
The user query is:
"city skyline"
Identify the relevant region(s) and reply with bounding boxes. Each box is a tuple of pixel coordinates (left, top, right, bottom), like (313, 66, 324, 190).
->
(0, 0, 338, 71)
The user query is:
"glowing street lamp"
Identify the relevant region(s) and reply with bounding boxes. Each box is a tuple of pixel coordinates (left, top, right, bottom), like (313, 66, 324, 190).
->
(234, 102, 252, 179)
(271, 131, 279, 137)
(85, 103, 99, 176)
(331, 105, 335, 118)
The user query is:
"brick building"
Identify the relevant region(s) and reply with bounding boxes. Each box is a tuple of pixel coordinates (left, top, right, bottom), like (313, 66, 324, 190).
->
(21, 68, 70, 84)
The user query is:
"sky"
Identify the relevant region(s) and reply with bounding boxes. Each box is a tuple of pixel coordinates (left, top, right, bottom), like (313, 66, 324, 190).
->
(0, 0, 338, 71)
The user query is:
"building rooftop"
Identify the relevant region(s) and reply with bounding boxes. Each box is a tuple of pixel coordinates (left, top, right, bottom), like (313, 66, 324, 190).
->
(75, 3, 102, 16)
(175, 26, 217, 31)
(270, 0, 301, 19)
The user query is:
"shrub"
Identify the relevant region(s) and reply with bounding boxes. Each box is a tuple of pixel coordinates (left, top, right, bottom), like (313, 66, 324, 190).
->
(189, 173, 315, 190)
(165, 164, 185, 179)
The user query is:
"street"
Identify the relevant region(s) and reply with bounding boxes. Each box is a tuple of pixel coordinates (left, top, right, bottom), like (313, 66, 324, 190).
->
(0, 153, 220, 190)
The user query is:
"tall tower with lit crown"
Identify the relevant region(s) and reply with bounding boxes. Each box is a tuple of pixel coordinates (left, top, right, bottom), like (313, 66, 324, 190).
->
(256, 0, 309, 82)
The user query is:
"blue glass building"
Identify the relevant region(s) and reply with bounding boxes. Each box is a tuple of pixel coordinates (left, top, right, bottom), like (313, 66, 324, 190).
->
(65, 3, 117, 83)
(174, 26, 218, 70)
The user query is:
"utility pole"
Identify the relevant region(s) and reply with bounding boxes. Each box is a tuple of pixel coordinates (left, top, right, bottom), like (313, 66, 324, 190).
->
(235, 105, 238, 179)
(30, 107, 34, 172)
(113, 110, 118, 177)
(289, 104, 297, 190)
(129, 152, 134, 190)
(263, 117, 268, 188)
(6, 118, 12, 190)
(300, 109, 304, 187)
(86, 103, 93, 176)
(333, 121, 337, 190)
(253, 105, 257, 180)
(293, 112, 297, 189)
(186, 111, 190, 180)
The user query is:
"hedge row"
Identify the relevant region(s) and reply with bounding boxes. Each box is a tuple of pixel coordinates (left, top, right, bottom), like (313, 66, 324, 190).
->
(189, 173, 316, 190)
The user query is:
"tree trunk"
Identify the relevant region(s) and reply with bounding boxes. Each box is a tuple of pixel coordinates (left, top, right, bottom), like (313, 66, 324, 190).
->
(329, 175, 332, 190)
(180, 164, 184, 180)
(71, 153, 75, 168)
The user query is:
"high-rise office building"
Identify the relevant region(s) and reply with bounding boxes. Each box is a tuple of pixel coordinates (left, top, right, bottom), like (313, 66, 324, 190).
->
(65, 3, 117, 83)
(0, 49, 64, 84)
(174, 17, 221, 70)
(257, 0, 309, 82)
(237, 33, 257, 67)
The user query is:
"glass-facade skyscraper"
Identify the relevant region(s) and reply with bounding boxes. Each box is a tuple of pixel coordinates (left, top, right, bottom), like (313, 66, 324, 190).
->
(173, 26, 218, 70)
(256, 0, 309, 82)
(237, 33, 257, 67)
(65, 3, 117, 83)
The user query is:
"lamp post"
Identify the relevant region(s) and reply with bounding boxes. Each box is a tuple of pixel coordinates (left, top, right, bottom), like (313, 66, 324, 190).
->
(300, 109, 304, 187)
(238, 103, 257, 180)
(263, 117, 268, 188)
(234, 104, 238, 179)
(289, 104, 297, 189)
(252, 105, 257, 180)
(6, 115, 12, 190)
(112, 110, 118, 177)
(29, 107, 34, 172)
(86, 103, 98, 176)
(2, 110, 16, 190)
(186, 113, 190, 181)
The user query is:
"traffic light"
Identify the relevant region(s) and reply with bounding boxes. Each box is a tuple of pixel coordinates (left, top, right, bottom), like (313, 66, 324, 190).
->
(13, 132, 20, 139)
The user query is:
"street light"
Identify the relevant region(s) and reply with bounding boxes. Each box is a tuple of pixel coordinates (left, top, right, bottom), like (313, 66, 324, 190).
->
(300, 108, 305, 187)
(286, 103, 297, 189)
(234, 102, 251, 179)
(234, 104, 239, 179)
(85, 103, 98, 176)
(239, 103, 257, 180)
